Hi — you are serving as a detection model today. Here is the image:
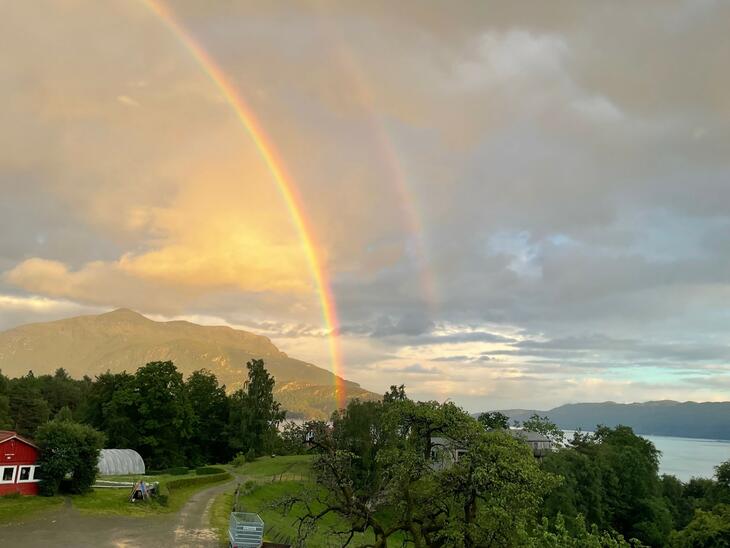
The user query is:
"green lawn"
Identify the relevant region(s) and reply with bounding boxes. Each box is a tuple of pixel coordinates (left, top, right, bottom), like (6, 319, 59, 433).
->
(233, 454, 315, 480)
(224, 455, 378, 547)
(73, 471, 232, 516)
(0, 494, 64, 524)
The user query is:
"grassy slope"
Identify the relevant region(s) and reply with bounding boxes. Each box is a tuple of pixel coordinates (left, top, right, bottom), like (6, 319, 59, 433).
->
(0, 494, 64, 524)
(217, 456, 379, 547)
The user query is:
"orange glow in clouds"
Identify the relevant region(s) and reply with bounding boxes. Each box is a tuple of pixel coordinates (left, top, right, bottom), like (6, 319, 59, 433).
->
(141, 0, 346, 408)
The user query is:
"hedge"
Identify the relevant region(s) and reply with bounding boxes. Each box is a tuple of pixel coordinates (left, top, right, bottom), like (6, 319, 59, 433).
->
(159, 471, 232, 505)
(196, 466, 226, 475)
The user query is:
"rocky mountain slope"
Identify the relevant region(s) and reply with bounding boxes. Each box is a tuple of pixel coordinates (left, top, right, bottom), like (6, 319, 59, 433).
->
(0, 308, 377, 418)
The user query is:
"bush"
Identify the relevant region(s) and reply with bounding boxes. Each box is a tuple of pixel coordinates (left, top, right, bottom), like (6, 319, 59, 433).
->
(196, 466, 225, 475)
(166, 467, 190, 476)
(245, 448, 256, 463)
(35, 420, 105, 496)
(230, 452, 246, 467)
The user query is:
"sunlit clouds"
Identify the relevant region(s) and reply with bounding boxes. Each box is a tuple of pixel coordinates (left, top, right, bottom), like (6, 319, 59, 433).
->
(3, 1, 730, 410)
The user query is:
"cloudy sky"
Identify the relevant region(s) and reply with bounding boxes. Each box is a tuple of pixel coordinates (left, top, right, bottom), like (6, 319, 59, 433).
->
(2, 0, 730, 410)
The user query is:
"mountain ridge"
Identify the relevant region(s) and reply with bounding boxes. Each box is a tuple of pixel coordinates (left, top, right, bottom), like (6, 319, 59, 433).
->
(0, 308, 378, 418)
(491, 400, 730, 440)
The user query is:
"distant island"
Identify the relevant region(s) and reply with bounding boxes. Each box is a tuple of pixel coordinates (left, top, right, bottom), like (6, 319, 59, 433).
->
(494, 401, 730, 441)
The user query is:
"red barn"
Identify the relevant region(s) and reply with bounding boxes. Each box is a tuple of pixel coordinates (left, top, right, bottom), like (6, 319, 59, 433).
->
(0, 431, 40, 495)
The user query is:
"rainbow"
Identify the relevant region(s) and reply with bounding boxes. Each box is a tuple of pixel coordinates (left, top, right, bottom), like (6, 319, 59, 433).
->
(315, 12, 438, 311)
(141, 0, 346, 409)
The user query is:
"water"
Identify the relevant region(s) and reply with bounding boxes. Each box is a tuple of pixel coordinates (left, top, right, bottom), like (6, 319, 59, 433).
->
(644, 434, 730, 481)
(564, 431, 730, 481)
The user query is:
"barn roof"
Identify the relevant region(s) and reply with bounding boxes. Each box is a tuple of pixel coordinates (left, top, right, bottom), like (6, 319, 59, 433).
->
(0, 430, 39, 449)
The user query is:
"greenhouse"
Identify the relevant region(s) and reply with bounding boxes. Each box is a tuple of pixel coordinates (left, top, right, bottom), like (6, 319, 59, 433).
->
(97, 449, 146, 476)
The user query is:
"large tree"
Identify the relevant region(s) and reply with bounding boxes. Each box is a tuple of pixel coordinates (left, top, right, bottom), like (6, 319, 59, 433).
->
(134, 361, 193, 468)
(186, 369, 229, 464)
(280, 386, 558, 547)
(228, 359, 285, 457)
(81, 371, 139, 449)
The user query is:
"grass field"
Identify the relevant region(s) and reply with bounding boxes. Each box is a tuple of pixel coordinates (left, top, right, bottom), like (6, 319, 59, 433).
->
(0, 494, 64, 524)
(222, 455, 378, 547)
(73, 471, 232, 516)
(0, 470, 233, 522)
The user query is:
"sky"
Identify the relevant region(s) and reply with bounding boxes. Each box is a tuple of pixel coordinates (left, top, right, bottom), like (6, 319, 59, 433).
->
(2, 0, 730, 411)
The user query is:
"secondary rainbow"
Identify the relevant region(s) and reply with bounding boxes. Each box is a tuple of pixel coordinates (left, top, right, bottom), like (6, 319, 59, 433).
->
(141, 0, 346, 409)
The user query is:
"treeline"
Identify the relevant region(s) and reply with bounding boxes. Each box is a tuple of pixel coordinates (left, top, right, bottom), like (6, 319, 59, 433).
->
(538, 427, 730, 546)
(0, 360, 284, 469)
(281, 388, 730, 547)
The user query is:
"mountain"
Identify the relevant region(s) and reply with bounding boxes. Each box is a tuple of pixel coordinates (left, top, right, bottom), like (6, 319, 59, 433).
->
(494, 401, 730, 440)
(0, 308, 378, 418)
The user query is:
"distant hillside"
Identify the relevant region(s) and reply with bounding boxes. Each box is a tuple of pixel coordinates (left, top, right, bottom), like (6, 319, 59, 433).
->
(0, 308, 378, 418)
(494, 401, 730, 440)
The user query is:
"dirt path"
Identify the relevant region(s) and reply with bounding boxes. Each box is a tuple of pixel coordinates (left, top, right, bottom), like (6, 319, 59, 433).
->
(0, 476, 239, 548)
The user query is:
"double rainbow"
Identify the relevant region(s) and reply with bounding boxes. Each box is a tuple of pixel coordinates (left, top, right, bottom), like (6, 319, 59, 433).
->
(142, 0, 346, 408)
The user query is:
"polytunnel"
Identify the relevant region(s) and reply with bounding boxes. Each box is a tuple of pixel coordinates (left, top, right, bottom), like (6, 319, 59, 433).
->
(97, 449, 146, 476)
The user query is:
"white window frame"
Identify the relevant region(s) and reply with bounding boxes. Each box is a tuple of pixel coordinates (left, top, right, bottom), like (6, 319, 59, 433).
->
(17, 465, 39, 483)
(0, 465, 17, 484)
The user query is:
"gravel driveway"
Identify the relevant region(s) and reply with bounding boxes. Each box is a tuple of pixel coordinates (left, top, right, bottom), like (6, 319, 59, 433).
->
(0, 477, 237, 548)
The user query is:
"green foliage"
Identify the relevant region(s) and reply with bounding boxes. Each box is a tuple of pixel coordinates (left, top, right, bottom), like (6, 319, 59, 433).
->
(228, 359, 285, 457)
(54, 405, 74, 422)
(81, 371, 138, 448)
(532, 514, 643, 547)
(230, 452, 247, 467)
(134, 361, 193, 469)
(35, 419, 105, 496)
(283, 387, 560, 547)
(195, 466, 225, 475)
(669, 504, 730, 547)
(521, 413, 565, 445)
(8, 372, 50, 436)
(185, 369, 229, 465)
(543, 425, 681, 546)
(162, 471, 231, 493)
(477, 410, 510, 430)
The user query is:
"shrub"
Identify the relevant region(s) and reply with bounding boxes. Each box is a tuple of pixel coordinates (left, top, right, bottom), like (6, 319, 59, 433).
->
(196, 466, 225, 475)
(230, 452, 246, 467)
(162, 472, 231, 493)
(166, 467, 190, 476)
(35, 420, 105, 496)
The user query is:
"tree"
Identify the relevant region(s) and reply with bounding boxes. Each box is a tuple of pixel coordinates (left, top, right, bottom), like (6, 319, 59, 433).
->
(186, 369, 229, 464)
(279, 388, 559, 547)
(35, 420, 105, 495)
(38, 368, 82, 416)
(228, 359, 285, 457)
(8, 372, 50, 436)
(542, 425, 672, 547)
(521, 414, 565, 445)
(82, 371, 139, 449)
(477, 411, 510, 430)
(716, 460, 730, 490)
(531, 514, 640, 547)
(669, 505, 730, 547)
(0, 370, 11, 429)
(134, 361, 193, 468)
